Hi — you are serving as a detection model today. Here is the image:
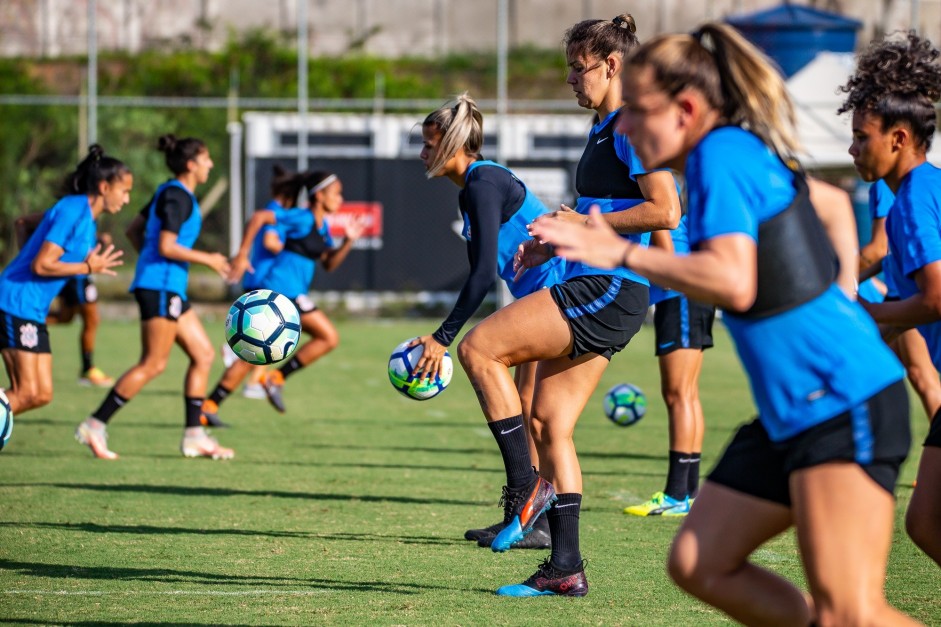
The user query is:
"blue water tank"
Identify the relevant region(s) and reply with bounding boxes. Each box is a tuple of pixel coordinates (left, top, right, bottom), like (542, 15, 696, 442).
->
(726, 4, 861, 77)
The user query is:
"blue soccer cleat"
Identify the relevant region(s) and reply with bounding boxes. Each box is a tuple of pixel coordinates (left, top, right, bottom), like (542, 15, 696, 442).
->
(496, 559, 588, 597)
(491, 476, 557, 552)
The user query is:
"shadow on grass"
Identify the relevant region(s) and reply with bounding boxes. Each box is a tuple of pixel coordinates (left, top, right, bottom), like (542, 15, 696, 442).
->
(1, 621, 255, 626)
(307, 442, 668, 462)
(0, 558, 491, 594)
(2, 482, 487, 507)
(0, 522, 466, 546)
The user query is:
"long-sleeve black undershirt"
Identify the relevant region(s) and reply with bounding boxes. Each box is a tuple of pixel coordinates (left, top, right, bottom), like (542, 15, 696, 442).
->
(432, 165, 526, 346)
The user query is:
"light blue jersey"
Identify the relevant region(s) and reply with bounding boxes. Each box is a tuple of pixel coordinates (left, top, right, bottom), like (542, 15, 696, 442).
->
(243, 200, 292, 291)
(885, 162, 941, 370)
(256, 210, 327, 299)
(130, 180, 202, 298)
(687, 127, 903, 441)
(463, 161, 565, 298)
(0, 195, 97, 322)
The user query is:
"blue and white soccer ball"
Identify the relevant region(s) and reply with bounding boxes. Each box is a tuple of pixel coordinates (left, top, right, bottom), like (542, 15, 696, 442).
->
(388, 338, 453, 400)
(225, 289, 302, 366)
(0, 389, 12, 451)
(603, 383, 647, 427)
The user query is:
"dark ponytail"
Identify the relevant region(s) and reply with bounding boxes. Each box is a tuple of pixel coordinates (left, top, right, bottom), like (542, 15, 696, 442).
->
(157, 133, 207, 175)
(270, 165, 306, 205)
(63, 144, 131, 196)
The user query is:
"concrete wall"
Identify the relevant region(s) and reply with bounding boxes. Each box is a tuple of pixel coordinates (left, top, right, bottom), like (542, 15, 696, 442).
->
(1, 0, 938, 58)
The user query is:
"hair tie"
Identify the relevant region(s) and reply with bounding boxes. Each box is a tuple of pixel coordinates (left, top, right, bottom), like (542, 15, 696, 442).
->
(692, 29, 714, 53)
(309, 174, 338, 195)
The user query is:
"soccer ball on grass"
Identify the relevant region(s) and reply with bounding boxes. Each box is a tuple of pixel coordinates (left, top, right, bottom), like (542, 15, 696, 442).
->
(603, 383, 647, 427)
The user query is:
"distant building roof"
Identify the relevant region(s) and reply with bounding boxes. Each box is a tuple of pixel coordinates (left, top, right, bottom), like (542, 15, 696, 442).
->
(726, 4, 862, 30)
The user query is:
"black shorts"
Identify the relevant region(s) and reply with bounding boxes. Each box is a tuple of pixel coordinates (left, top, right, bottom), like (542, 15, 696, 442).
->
(708, 380, 911, 504)
(59, 276, 98, 306)
(926, 408, 941, 448)
(134, 288, 191, 321)
(550, 275, 648, 360)
(0, 309, 51, 354)
(293, 293, 318, 314)
(653, 295, 716, 356)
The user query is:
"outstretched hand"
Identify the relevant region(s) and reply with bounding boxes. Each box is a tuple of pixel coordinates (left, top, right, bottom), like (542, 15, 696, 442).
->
(85, 243, 124, 276)
(206, 252, 232, 279)
(227, 255, 254, 285)
(344, 215, 369, 241)
(528, 205, 632, 270)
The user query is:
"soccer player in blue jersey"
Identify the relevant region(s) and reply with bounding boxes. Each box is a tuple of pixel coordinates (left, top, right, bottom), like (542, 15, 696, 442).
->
(623, 217, 715, 518)
(842, 32, 941, 569)
(408, 94, 567, 551)
(467, 15, 679, 597)
(202, 165, 308, 424)
(227, 170, 366, 414)
(14, 217, 117, 388)
(548, 15, 706, 520)
(0, 145, 128, 418)
(859, 179, 941, 421)
(529, 22, 916, 624)
(76, 135, 234, 461)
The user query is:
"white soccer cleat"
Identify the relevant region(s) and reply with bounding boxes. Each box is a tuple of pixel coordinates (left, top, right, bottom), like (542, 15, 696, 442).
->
(181, 429, 235, 460)
(221, 342, 238, 368)
(241, 382, 266, 400)
(75, 418, 119, 460)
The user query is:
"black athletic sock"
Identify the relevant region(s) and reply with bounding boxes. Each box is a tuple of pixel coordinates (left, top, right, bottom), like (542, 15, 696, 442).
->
(185, 396, 204, 428)
(548, 493, 582, 571)
(279, 357, 303, 380)
(688, 453, 702, 499)
(209, 384, 232, 406)
(488, 415, 536, 491)
(81, 351, 93, 373)
(664, 450, 690, 500)
(92, 388, 129, 424)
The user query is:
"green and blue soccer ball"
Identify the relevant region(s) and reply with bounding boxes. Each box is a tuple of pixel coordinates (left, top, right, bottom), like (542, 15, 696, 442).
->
(0, 389, 12, 451)
(388, 338, 453, 400)
(603, 383, 647, 427)
(225, 289, 301, 366)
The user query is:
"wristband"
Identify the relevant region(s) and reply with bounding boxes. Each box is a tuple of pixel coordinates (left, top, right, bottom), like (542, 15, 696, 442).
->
(85, 261, 92, 274)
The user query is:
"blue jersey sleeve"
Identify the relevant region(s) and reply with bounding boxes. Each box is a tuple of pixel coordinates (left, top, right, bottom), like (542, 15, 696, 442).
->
(43, 199, 87, 251)
(275, 209, 315, 239)
(894, 181, 941, 278)
(685, 128, 794, 248)
(613, 132, 648, 179)
(869, 180, 894, 221)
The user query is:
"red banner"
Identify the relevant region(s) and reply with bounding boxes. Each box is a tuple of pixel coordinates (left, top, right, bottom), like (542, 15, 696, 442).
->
(328, 202, 383, 239)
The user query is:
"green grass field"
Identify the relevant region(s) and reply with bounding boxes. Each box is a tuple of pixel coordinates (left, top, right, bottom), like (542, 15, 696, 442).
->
(1, 317, 939, 625)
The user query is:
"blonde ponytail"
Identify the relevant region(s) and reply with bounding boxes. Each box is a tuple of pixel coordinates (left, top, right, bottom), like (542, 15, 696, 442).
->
(628, 22, 801, 160)
(422, 93, 484, 178)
